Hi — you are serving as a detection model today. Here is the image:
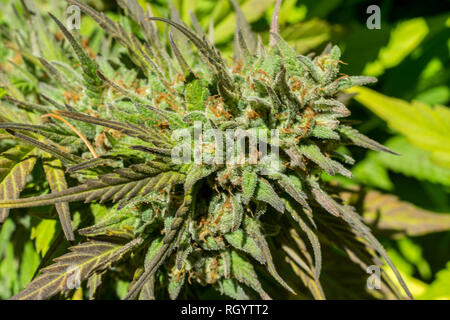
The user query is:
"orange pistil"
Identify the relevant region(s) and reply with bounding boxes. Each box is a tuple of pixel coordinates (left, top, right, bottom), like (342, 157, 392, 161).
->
(95, 132, 107, 151)
(334, 75, 350, 82)
(187, 271, 194, 285)
(54, 31, 64, 42)
(207, 95, 231, 119)
(247, 109, 260, 120)
(174, 269, 186, 282)
(232, 62, 243, 74)
(81, 38, 97, 59)
(63, 90, 81, 104)
(42, 113, 98, 158)
(156, 120, 170, 129)
(281, 127, 293, 134)
(317, 60, 325, 71)
(301, 88, 307, 100)
(12, 53, 23, 65)
(153, 91, 179, 111)
(256, 69, 271, 84)
(290, 77, 302, 91)
(207, 257, 219, 284)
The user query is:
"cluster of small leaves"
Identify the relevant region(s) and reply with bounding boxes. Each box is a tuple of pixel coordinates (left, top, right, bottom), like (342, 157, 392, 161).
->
(0, 0, 412, 300)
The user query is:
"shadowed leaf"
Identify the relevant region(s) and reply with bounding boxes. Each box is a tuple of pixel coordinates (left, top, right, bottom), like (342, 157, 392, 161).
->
(360, 191, 450, 237)
(42, 155, 74, 241)
(11, 238, 142, 300)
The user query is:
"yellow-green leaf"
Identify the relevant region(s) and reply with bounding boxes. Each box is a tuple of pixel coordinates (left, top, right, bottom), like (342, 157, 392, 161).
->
(43, 155, 74, 241)
(31, 219, 58, 257)
(363, 18, 429, 76)
(348, 87, 450, 168)
(0, 145, 37, 222)
(214, 0, 276, 44)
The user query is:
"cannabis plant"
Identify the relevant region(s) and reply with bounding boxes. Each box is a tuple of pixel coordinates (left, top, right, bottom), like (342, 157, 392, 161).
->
(0, 0, 412, 300)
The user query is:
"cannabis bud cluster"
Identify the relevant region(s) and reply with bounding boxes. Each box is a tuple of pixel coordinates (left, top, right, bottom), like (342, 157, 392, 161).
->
(0, 0, 411, 300)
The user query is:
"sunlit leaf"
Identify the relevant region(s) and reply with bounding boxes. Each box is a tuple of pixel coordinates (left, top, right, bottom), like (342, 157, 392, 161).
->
(349, 87, 450, 168)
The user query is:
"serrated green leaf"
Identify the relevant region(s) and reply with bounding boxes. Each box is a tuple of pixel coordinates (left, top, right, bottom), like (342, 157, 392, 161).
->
(3, 130, 82, 165)
(230, 250, 270, 300)
(87, 271, 105, 300)
(377, 136, 450, 186)
(138, 276, 156, 300)
(48, 13, 102, 98)
(277, 174, 310, 210)
(255, 178, 284, 213)
(184, 165, 216, 192)
(215, 278, 249, 300)
(284, 201, 321, 280)
(241, 168, 257, 204)
(31, 219, 58, 257)
(339, 125, 397, 155)
(245, 217, 296, 294)
(185, 80, 210, 112)
(168, 265, 185, 300)
(282, 229, 326, 300)
(298, 144, 335, 175)
(11, 238, 142, 300)
(19, 241, 40, 290)
(230, 193, 243, 232)
(364, 18, 429, 77)
(0, 169, 185, 209)
(362, 191, 450, 237)
(225, 229, 265, 264)
(43, 155, 74, 241)
(0, 145, 37, 222)
(348, 87, 450, 168)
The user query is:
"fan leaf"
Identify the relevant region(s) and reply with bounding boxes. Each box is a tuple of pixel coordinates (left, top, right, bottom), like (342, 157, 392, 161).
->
(0, 169, 185, 209)
(0, 145, 37, 222)
(361, 191, 450, 237)
(42, 155, 74, 241)
(11, 238, 142, 300)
